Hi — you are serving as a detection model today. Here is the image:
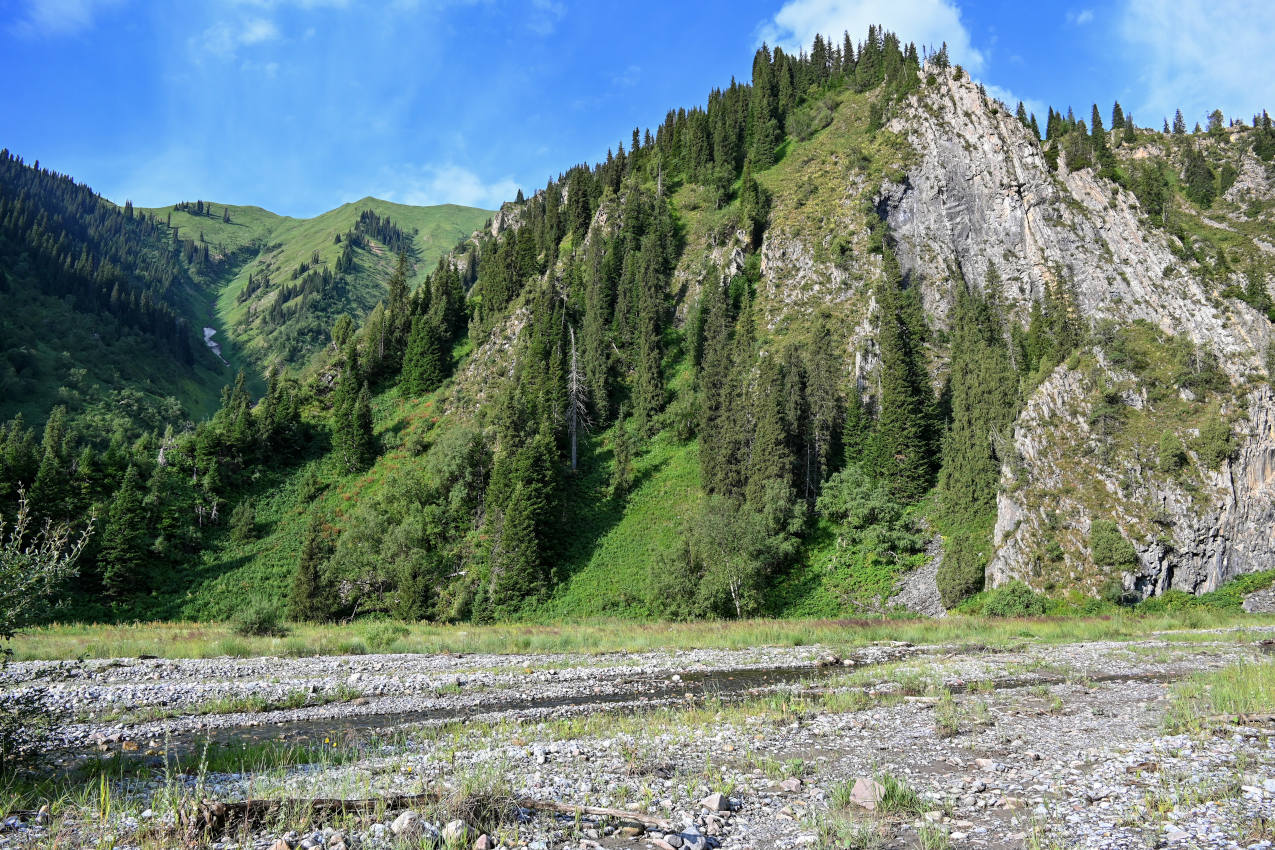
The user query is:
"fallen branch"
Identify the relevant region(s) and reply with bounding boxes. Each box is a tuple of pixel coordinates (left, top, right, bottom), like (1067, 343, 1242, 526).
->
(515, 799, 672, 830)
(183, 791, 443, 837)
(183, 792, 671, 838)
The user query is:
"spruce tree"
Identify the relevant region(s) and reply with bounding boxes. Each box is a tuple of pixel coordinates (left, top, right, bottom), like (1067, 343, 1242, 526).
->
(332, 345, 375, 472)
(289, 513, 337, 621)
(486, 482, 543, 617)
(400, 316, 445, 396)
(29, 406, 71, 520)
(745, 356, 793, 507)
(938, 281, 1019, 518)
(869, 246, 933, 501)
(99, 465, 149, 597)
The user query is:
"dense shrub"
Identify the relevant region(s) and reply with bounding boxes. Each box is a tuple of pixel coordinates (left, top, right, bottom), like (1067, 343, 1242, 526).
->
(981, 581, 1048, 617)
(229, 498, 257, 543)
(232, 600, 288, 637)
(937, 532, 987, 608)
(1089, 520, 1137, 567)
(1158, 430, 1187, 473)
(362, 621, 409, 652)
(1193, 419, 1234, 468)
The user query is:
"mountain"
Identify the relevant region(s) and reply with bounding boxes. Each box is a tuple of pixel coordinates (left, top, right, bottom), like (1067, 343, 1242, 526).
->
(6, 29, 1275, 624)
(139, 196, 490, 376)
(0, 150, 233, 437)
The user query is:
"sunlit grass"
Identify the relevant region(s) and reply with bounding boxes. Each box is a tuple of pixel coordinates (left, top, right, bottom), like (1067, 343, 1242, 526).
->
(11, 609, 1273, 662)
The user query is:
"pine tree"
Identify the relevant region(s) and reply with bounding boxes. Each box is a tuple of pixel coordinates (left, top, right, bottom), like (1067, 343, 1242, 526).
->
(99, 465, 149, 597)
(400, 316, 445, 396)
(869, 246, 933, 501)
(289, 513, 337, 621)
(745, 356, 793, 507)
(486, 482, 543, 617)
(29, 406, 71, 520)
(938, 280, 1019, 518)
(332, 344, 375, 472)
(1173, 109, 1187, 135)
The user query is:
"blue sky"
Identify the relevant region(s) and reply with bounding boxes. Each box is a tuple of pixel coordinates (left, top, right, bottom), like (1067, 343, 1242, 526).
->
(3, 0, 1273, 217)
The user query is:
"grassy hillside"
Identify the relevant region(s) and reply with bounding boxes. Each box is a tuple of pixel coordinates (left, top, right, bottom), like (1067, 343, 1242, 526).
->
(141, 197, 491, 375)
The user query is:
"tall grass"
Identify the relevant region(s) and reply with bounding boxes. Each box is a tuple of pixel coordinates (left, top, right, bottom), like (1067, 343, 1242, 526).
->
(11, 608, 1273, 662)
(1166, 659, 1275, 732)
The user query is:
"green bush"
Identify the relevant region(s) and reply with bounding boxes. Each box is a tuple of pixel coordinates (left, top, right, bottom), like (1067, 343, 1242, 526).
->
(362, 621, 409, 653)
(981, 581, 1048, 617)
(229, 498, 257, 543)
(231, 600, 288, 637)
(937, 532, 987, 608)
(1158, 430, 1187, 473)
(1089, 520, 1137, 567)
(1194, 419, 1233, 468)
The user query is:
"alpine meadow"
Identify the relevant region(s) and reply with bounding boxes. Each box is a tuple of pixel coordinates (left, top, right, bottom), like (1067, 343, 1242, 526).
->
(4, 7, 1275, 849)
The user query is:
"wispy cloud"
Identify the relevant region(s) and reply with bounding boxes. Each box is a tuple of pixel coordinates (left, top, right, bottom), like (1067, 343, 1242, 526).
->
(193, 17, 280, 59)
(612, 64, 641, 87)
(1066, 9, 1094, 25)
(1120, 0, 1275, 127)
(758, 0, 984, 72)
(984, 84, 1045, 125)
(11, 0, 123, 37)
(528, 0, 565, 36)
(379, 163, 519, 209)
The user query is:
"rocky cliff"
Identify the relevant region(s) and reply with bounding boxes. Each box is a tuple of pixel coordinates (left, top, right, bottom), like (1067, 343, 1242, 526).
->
(878, 70, 1275, 599)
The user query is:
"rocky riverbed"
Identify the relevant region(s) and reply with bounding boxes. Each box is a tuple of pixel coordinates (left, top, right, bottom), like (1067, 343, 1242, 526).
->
(3, 628, 1275, 849)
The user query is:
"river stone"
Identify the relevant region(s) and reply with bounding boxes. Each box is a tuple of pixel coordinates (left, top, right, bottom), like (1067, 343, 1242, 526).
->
(473, 834, 493, 850)
(849, 778, 885, 810)
(442, 819, 470, 843)
(391, 810, 425, 838)
(699, 792, 730, 811)
(779, 778, 802, 793)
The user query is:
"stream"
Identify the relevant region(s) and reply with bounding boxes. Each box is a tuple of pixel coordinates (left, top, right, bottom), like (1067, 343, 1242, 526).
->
(203, 326, 230, 367)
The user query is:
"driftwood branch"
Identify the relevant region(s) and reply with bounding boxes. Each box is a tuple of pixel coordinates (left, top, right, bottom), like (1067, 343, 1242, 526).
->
(183, 792, 443, 837)
(183, 792, 671, 838)
(514, 799, 672, 830)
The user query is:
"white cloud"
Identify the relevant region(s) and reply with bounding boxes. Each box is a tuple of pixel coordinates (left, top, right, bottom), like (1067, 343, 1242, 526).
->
(612, 64, 641, 87)
(1066, 9, 1094, 25)
(758, 0, 983, 72)
(11, 0, 123, 37)
(528, 0, 565, 36)
(193, 17, 279, 59)
(1120, 0, 1275, 127)
(984, 84, 1045, 125)
(384, 164, 519, 209)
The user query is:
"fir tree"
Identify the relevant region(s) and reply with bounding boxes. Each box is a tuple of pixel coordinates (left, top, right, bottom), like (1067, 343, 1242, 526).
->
(400, 316, 446, 396)
(99, 465, 149, 597)
(289, 512, 337, 621)
(869, 246, 933, 501)
(938, 280, 1019, 518)
(486, 482, 543, 617)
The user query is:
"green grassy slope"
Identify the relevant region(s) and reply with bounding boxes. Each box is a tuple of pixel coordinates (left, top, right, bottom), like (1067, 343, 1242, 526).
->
(140, 198, 491, 375)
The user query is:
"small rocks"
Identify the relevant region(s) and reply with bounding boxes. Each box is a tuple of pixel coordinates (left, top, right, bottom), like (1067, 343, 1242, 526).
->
(472, 834, 494, 850)
(699, 792, 731, 812)
(778, 778, 802, 793)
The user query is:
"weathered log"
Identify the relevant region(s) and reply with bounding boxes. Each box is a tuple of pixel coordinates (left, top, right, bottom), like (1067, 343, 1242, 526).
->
(183, 791, 671, 837)
(514, 798, 672, 830)
(183, 791, 443, 836)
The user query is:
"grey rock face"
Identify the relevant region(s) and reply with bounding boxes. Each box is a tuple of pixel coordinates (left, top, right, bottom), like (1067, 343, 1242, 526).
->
(875, 70, 1275, 600)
